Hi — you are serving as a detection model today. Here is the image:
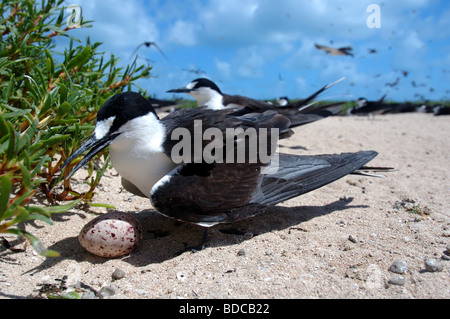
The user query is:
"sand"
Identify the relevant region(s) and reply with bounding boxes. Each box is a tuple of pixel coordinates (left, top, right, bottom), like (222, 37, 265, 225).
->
(1, 113, 449, 299)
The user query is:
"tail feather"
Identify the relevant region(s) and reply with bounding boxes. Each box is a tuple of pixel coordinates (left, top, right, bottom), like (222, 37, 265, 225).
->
(258, 151, 377, 206)
(286, 77, 346, 111)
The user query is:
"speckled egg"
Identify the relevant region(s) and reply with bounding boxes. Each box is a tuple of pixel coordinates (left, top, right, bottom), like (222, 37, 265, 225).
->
(79, 211, 143, 258)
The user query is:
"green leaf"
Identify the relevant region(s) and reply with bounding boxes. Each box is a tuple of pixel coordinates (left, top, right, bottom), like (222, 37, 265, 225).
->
(58, 83, 68, 104)
(66, 46, 91, 71)
(17, 162, 31, 188)
(89, 202, 116, 209)
(58, 101, 71, 116)
(2, 75, 15, 102)
(29, 134, 70, 152)
(21, 118, 39, 149)
(44, 198, 82, 214)
(22, 232, 60, 257)
(5, 121, 18, 160)
(0, 175, 12, 217)
(9, 205, 30, 225)
(3, 219, 60, 259)
(39, 92, 53, 116)
(1, 109, 32, 119)
(26, 205, 51, 218)
(0, 114, 9, 138)
(44, 48, 55, 76)
(55, 6, 65, 25)
(28, 213, 54, 225)
(24, 75, 42, 102)
(23, 199, 82, 218)
(1, 189, 35, 222)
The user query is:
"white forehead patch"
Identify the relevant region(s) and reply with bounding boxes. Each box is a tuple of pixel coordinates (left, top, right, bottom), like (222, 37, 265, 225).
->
(95, 116, 116, 139)
(185, 81, 198, 90)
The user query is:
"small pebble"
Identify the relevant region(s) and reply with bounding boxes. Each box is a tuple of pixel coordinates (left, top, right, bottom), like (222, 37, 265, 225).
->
(99, 286, 115, 298)
(348, 235, 358, 243)
(446, 244, 450, 254)
(388, 276, 405, 286)
(424, 258, 443, 272)
(112, 268, 126, 280)
(81, 291, 97, 299)
(237, 249, 246, 256)
(389, 260, 408, 274)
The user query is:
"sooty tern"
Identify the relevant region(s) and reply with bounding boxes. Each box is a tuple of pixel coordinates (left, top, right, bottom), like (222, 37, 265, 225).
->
(434, 105, 450, 116)
(349, 96, 419, 116)
(314, 44, 354, 57)
(167, 78, 345, 127)
(61, 92, 377, 248)
(130, 41, 168, 60)
(348, 95, 388, 116)
(276, 97, 289, 106)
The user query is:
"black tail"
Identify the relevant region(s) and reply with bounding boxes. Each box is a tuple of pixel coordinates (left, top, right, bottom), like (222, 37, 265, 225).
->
(281, 102, 344, 127)
(258, 151, 377, 206)
(283, 77, 346, 111)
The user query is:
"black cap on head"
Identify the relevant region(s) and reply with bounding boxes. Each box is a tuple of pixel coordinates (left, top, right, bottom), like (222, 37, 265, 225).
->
(167, 78, 222, 94)
(60, 92, 158, 179)
(190, 78, 222, 94)
(97, 92, 159, 132)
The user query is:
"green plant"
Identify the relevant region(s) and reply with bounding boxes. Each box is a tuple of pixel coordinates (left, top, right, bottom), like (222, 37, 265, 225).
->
(0, 0, 152, 256)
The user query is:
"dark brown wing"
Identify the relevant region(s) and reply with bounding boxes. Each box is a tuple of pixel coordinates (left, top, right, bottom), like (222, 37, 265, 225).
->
(150, 151, 378, 226)
(224, 78, 345, 127)
(150, 161, 267, 226)
(152, 108, 292, 225)
(222, 94, 277, 110)
(161, 107, 293, 161)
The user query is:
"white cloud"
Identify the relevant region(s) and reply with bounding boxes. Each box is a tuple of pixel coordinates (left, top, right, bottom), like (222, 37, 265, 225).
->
(215, 59, 231, 80)
(67, 0, 159, 56)
(295, 76, 307, 91)
(168, 20, 198, 46)
(390, 32, 427, 72)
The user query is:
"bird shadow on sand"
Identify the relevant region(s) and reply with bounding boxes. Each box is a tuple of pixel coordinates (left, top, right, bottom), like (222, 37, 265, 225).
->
(23, 197, 369, 273)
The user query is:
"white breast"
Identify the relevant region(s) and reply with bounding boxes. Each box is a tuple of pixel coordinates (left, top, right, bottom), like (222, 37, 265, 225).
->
(109, 113, 177, 197)
(189, 87, 225, 110)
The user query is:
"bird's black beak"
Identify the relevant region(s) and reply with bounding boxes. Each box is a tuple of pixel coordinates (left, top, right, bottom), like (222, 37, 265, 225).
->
(167, 87, 191, 93)
(60, 133, 117, 180)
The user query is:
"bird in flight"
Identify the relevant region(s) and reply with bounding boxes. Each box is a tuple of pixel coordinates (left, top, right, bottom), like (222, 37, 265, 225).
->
(130, 41, 168, 60)
(182, 68, 207, 76)
(314, 44, 354, 57)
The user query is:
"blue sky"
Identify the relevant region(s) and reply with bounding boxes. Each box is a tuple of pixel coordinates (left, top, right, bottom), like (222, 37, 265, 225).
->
(57, 0, 450, 102)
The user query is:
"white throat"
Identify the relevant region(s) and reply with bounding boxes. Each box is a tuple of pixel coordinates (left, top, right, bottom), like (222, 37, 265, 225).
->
(189, 88, 225, 110)
(108, 113, 177, 197)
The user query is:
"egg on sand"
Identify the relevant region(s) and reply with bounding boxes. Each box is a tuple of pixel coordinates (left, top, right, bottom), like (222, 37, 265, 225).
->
(79, 211, 143, 258)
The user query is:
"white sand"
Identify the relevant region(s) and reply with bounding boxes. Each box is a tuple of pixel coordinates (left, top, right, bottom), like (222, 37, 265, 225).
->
(1, 113, 449, 299)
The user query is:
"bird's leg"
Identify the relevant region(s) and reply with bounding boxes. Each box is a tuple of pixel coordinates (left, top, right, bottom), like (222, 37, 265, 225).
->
(174, 228, 209, 256)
